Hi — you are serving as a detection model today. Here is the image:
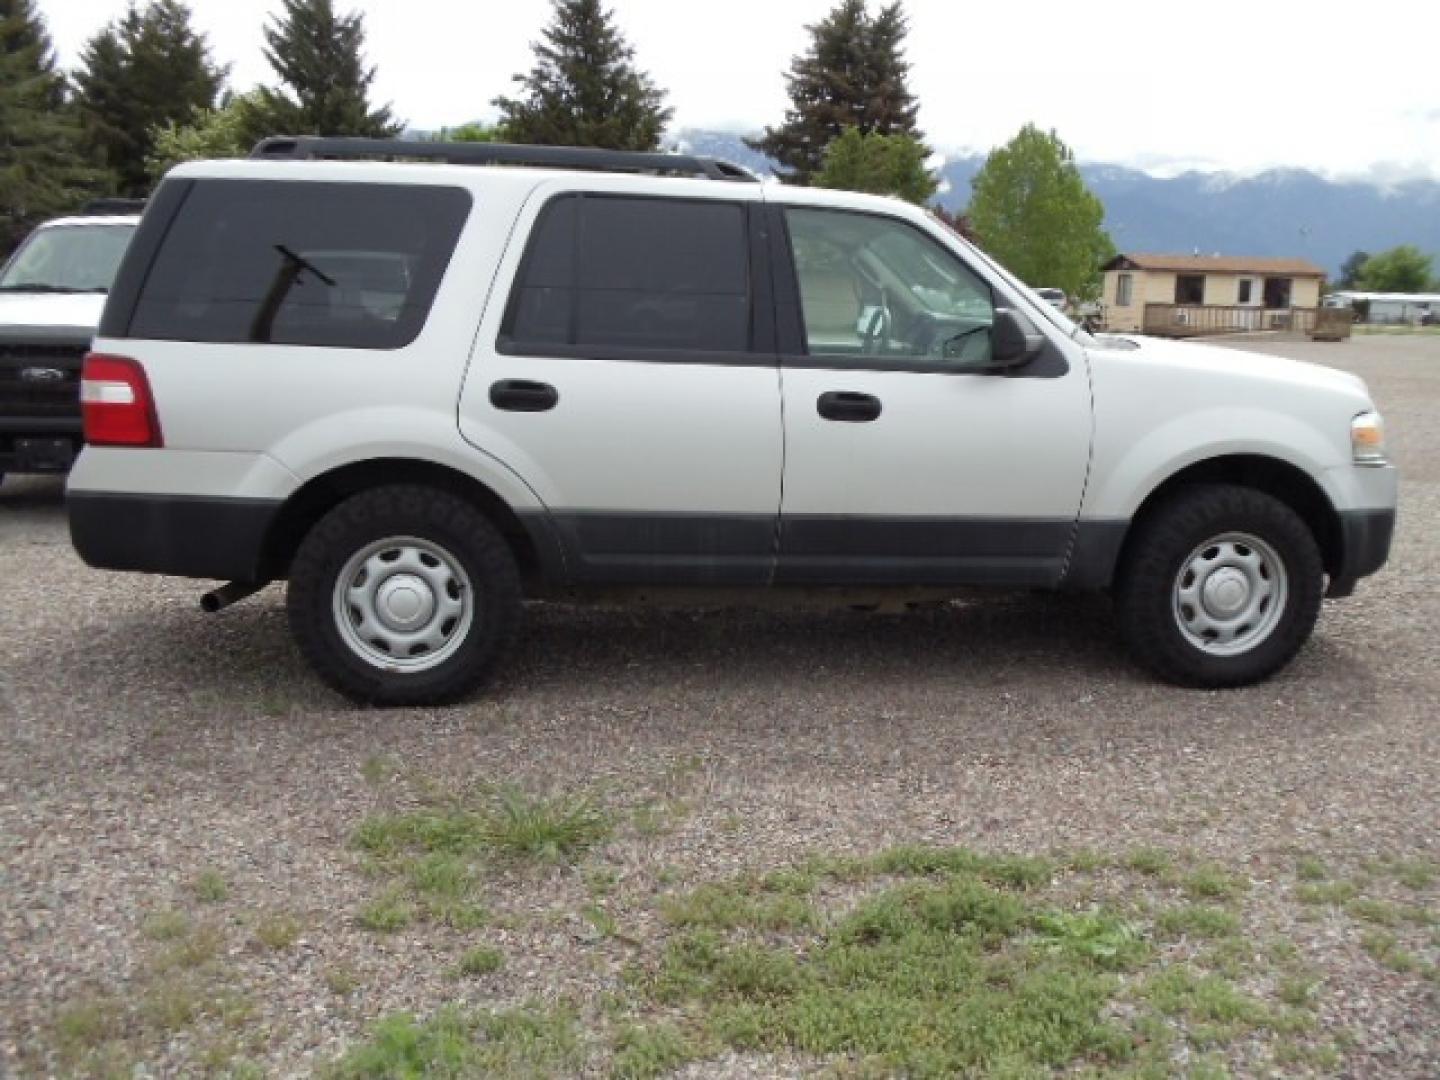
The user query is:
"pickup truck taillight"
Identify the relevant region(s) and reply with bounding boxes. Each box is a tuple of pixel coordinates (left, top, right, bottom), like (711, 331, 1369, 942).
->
(81, 354, 163, 447)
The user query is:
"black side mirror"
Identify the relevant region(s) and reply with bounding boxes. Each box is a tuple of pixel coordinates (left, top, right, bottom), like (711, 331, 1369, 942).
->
(990, 307, 1046, 368)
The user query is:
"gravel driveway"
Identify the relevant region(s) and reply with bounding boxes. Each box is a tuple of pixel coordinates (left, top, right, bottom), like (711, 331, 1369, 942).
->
(1, 333, 1436, 1077)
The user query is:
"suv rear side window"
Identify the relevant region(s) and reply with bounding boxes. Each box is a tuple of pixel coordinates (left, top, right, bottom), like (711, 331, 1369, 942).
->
(125, 179, 470, 349)
(502, 194, 751, 355)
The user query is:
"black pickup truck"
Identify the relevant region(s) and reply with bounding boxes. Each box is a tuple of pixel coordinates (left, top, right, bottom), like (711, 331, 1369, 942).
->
(0, 204, 140, 483)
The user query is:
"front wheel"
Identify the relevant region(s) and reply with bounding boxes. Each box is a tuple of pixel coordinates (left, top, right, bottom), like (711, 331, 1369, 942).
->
(287, 485, 520, 706)
(1115, 484, 1324, 688)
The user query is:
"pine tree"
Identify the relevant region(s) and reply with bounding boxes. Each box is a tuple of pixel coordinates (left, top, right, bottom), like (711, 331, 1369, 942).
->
(748, 0, 923, 185)
(251, 0, 399, 141)
(0, 0, 103, 252)
(73, 0, 226, 197)
(494, 0, 671, 151)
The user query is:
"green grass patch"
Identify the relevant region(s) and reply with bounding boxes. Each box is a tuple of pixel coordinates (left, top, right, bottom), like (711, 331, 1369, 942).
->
(354, 785, 612, 865)
(142, 909, 192, 942)
(1155, 905, 1241, 940)
(254, 912, 302, 951)
(328, 1003, 580, 1078)
(645, 872, 1144, 1075)
(456, 945, 503, 977)
(1179, 864, 1248, 902)
(1347, 898, 1428, 928)
(357, 887, 414, 933)
(660, 882, 817, 931)
(325, 966, 361, 996)
(1295, 856, 1328, 882)
(1360, 930, 1419, 973)
(192, 869, 229, 904)
(1123, 847, 1174, 877)
(1295, 880, 1359, 906)
(611, 1021, 707, 1079)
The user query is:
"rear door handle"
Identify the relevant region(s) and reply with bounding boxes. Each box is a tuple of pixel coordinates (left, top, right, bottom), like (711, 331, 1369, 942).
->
(817, 390, 882, 422)
(490, 379, 558, 412)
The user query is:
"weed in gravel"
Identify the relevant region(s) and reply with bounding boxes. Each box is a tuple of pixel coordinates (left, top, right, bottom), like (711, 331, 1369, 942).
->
(142, 909, 192, 942)
(611, 1021, 707, 1078)
(53, 996, 125, 1052)
(1360, 930, 1419, 973)
(255, 912, 302, 951)
(1140, 966, 1269, 1041)
(1295, 856, 1328, 882)
(1295, 880, 1359, 906)
(325, 966, 361, 996)
(1066, 848, 1112, 873)
(1155, 905, 1241, 940)
(456, 945, 503, 977)
(153, 922, 225, 972)
(1386, 857, 1438, 889)
(661, 882, 817, 931)
(360, 754, 399, 786)
(1273, 1039, 1341, 1070)
(1348, 898, 1435, 928)
(482, 786, 613, 862)
(1124, 848, 1174, 876)
(354, 785, 611, 865)
(192, 869, 229, 903)
(357, 888, 414, 932)
(582, 903, 619, 939)
(1180, 865, 1247, 902)
(328, 1002, 580, 1077)
(1277, 974, 1320, 1009)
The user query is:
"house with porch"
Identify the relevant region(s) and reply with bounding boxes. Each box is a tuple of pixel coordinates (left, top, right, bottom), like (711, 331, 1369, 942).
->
(1101, 253, 1325, 336)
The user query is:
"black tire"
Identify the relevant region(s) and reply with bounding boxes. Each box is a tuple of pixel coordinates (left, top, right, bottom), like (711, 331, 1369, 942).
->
(286, 485, 520, 706)
(1114, 483, 1324, 688)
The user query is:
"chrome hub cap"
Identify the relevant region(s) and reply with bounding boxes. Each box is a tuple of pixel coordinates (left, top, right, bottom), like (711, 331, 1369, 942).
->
(1173, 532, 1288, 656)
(333, 537, 473, 672)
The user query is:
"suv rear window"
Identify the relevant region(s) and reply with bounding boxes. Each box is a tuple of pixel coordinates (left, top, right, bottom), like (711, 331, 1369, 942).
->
(502, 194, 751, 355)
(124, 179, 470, 349)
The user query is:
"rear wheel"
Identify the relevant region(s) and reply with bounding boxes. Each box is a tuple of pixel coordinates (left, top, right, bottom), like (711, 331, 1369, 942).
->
(1115, 484, 1323, 687)
(287, 485, 520, 705)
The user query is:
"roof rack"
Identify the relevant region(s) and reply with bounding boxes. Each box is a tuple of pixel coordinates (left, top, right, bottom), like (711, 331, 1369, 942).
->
(250, 136, 759, 183)
(81, 197, 147, 216)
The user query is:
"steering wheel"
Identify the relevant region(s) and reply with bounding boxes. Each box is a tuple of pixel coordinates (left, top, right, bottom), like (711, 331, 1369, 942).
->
(861, 305, 891, 355)
(938, 325, 990, 360)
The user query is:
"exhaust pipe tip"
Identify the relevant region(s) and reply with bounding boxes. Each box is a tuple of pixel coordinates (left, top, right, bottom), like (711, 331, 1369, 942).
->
(199, 580, 269, 614)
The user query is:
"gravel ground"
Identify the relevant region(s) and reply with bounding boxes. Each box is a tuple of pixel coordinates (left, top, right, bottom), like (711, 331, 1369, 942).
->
(1, 333, 1437, 1077)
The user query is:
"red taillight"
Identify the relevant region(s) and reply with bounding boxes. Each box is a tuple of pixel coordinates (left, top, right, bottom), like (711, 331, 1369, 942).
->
(81, 353, 163, 447)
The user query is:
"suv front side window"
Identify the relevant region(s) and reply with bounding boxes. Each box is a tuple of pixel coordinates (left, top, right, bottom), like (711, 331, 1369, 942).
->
(785, 207, 994, 366)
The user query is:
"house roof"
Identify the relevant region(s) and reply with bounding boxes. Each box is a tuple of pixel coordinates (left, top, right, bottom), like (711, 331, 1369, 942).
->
(1103, 253, 1327, 277)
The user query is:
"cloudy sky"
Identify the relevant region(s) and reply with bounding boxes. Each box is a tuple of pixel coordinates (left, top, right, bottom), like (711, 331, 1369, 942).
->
(45, 0, 1440, 181)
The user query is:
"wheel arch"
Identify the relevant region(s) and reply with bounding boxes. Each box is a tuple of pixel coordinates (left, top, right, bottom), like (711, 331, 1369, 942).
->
(1117, 454, 1343, 582)
(1069, 453, 1345, 590)
(258, 457, 560, 590)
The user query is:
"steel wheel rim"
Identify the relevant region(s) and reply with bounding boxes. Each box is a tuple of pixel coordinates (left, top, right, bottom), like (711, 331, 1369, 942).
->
(332, 536, 474, 672)
(1172, 531, 1288, 656)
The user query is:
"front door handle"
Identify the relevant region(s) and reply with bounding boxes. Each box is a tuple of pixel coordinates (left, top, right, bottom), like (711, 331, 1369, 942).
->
(490, 379, 558, 412)
(817, 390, 882, 422)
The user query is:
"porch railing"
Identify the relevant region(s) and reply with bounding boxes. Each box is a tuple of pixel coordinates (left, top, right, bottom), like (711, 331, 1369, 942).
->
(1141, 304, 1317, 337)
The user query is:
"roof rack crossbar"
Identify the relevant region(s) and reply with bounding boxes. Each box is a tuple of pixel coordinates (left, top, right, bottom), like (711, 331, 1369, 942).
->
(249, 137, 758, 182)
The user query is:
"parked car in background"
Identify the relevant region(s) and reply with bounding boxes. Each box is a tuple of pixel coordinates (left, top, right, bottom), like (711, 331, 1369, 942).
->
(0, 202, 141, 483)
(1035, 287, 1068, 311)
(68, 140, 1395, 705)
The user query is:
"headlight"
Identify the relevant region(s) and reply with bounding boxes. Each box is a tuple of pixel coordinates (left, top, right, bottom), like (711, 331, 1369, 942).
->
(1351, 411, 1387, 465)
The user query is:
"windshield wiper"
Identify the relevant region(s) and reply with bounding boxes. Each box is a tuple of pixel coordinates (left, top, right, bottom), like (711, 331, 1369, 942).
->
(0, 284, 85, 293)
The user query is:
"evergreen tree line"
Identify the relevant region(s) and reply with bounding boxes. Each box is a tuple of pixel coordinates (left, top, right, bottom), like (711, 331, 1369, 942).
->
(1, 0, 1119, 297)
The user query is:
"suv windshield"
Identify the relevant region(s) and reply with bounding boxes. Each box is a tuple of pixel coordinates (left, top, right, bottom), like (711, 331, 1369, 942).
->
(0, 222, 136, 293)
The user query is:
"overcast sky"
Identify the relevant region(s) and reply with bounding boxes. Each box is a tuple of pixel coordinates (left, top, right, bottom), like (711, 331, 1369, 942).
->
(45, 0, 1440, 182)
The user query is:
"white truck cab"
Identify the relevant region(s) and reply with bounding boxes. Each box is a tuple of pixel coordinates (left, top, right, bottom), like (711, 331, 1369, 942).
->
(0, 205, 140, 480)
(67, 138, 1396, 704)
